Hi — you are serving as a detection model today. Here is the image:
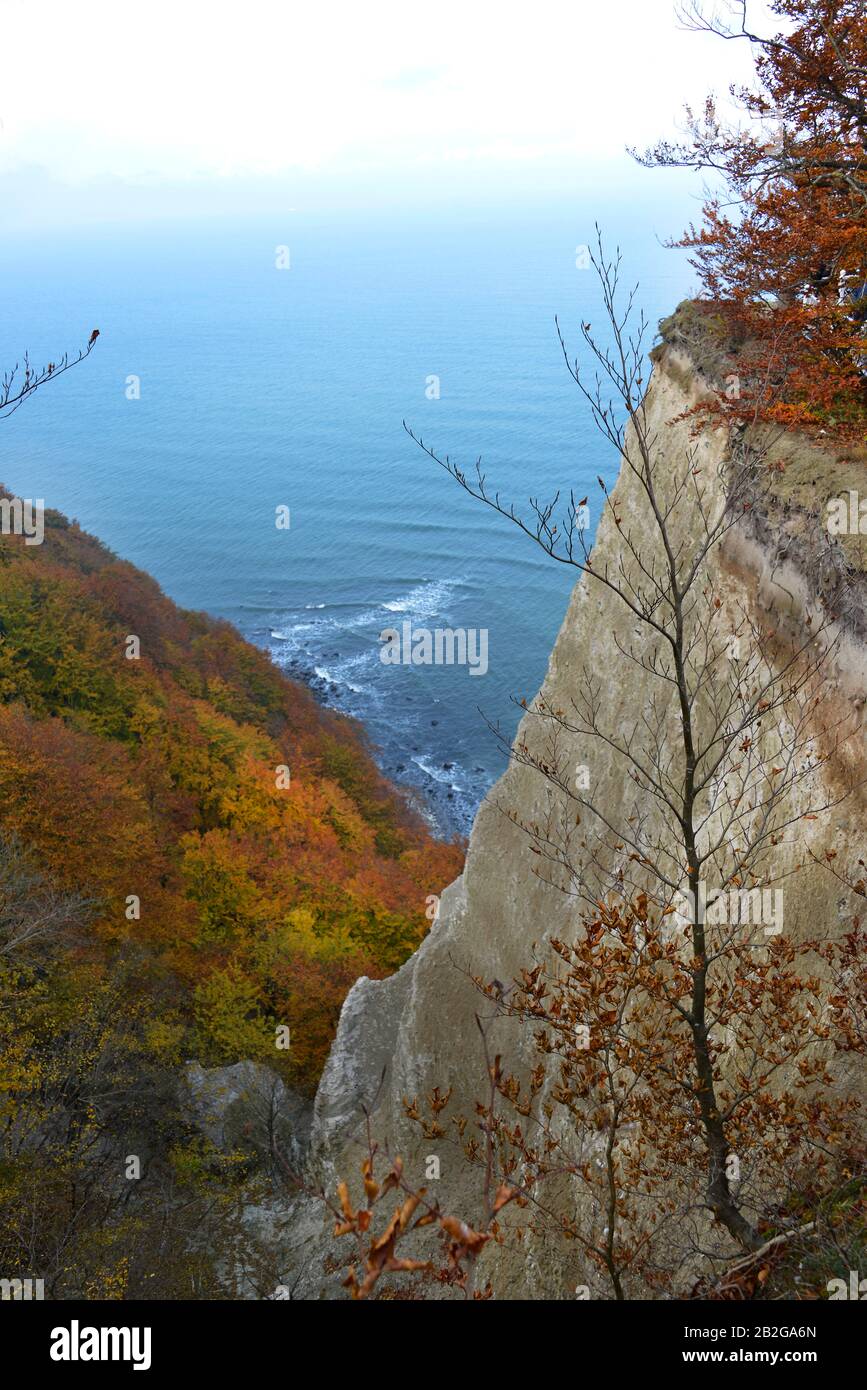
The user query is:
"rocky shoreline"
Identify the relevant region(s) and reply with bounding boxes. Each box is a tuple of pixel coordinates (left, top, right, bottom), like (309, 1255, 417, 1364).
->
(278, 648, 485, 841)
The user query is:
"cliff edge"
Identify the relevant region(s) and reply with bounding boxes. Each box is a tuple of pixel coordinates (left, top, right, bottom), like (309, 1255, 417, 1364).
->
(279, 322, 866, 1299)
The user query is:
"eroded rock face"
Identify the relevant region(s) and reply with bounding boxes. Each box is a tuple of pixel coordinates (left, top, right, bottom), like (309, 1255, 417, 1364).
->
(281, 346, 866, 1300)
(183, 1060, 311, 1169)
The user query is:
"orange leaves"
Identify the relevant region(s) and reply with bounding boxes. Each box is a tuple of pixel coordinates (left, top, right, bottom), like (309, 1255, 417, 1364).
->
(336, 1163, 437, 1298)
(333, 1180, 370, 1238)
(338, 1179, 360, 1221)
(439, 1215, 488, 1253)
(362, 1162, 380, 1205)
(643, 3, 867, 440)
(329, 1149, 506, 1300)
(0, 499, 466, 1095)
(403, 1090, 450, 1141)
(491, 1182, 519, 1216)
(427, 1085, 452, 1116)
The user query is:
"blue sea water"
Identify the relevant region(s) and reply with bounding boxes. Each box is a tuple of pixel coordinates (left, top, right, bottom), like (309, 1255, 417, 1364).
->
(0, 196, 696, 835)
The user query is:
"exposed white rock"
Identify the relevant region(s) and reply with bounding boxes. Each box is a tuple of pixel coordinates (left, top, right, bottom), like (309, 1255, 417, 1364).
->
(183, 1060, 311, 1168)
(279, 343, 866, 1300)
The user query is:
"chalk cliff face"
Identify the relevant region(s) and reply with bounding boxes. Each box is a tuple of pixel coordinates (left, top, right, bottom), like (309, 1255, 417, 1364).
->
(281, 338, 866, 1299)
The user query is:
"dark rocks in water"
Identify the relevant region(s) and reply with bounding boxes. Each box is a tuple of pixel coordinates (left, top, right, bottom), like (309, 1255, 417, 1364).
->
(269, 640, 483, 842)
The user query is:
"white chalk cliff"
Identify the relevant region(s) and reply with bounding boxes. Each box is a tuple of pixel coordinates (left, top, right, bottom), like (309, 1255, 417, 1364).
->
(278, 325, 866, 1299)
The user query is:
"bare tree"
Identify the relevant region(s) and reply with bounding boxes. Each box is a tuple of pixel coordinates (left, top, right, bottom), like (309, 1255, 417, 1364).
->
(0, 330, 99, 422)
(633, 2, 867, 215)
(0, 833, 90, 959)
(404, 235, 863, 1259)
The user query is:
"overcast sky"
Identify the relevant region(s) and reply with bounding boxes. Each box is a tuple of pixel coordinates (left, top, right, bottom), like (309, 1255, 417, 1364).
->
(0, 0, 775, 219)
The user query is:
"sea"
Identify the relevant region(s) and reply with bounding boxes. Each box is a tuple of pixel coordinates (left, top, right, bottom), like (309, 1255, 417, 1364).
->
(0, 192, 697, 837)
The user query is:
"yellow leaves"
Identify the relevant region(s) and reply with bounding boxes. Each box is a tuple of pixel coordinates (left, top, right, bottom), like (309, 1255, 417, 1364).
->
(142, 1017, 186, 1063)
(84, 1257, 129, 1302)
(192, 966, 273, 1064)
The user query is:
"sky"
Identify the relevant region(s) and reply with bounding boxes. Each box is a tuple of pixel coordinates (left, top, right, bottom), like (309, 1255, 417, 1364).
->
(0, 0, 778, 224)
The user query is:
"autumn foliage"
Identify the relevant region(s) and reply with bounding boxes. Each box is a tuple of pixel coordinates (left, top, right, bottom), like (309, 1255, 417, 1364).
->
(0, 500, 462, 1092)
(638, 0, 867, 439)
(389, 893, 865, 1300)
(0, 497, 462, 1296)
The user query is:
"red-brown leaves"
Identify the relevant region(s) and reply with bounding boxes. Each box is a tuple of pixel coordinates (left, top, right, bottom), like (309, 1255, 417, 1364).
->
(640, 1, 867, 441)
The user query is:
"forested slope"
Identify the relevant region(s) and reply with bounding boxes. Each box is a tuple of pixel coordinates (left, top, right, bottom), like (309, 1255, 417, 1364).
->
(0, 497, 462, 1296)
